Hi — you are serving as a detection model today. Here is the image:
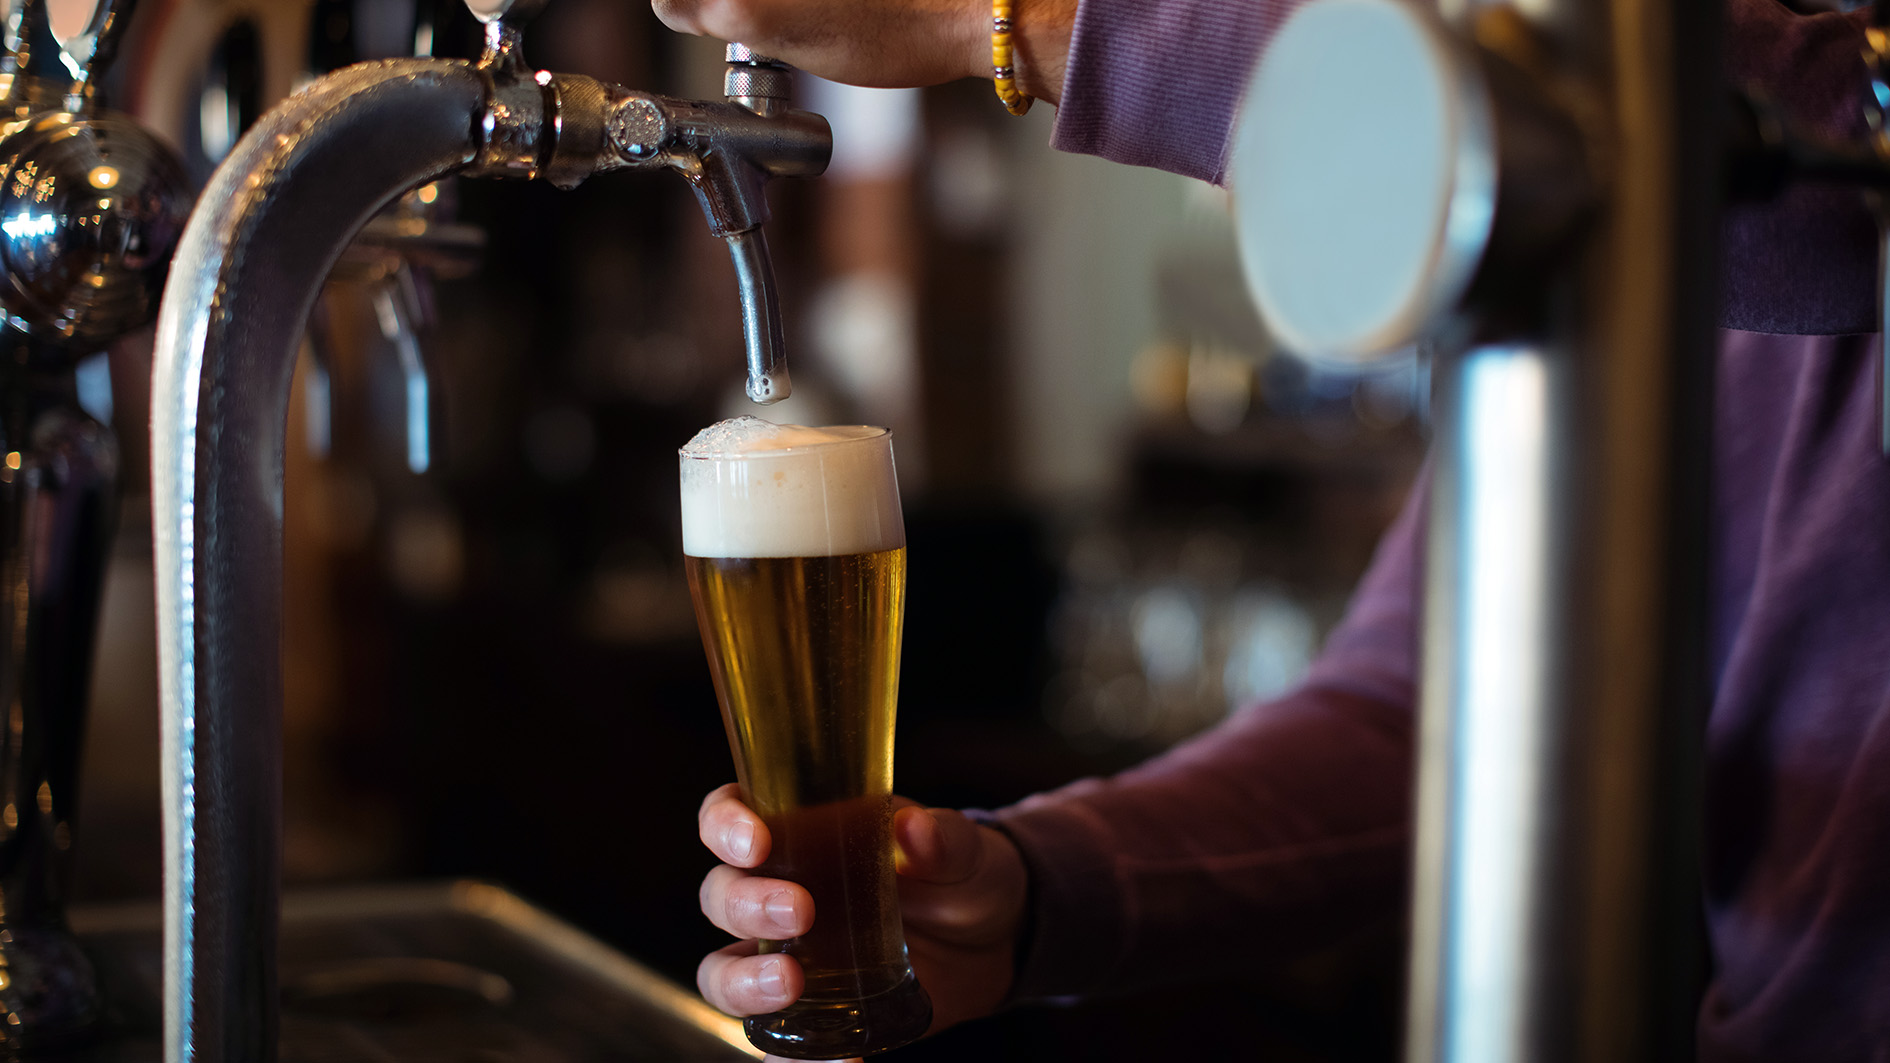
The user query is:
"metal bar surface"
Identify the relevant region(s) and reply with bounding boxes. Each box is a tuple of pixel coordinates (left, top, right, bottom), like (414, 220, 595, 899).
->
(150, 59, 487, 1063)
(1407, 0, 1718, 1059)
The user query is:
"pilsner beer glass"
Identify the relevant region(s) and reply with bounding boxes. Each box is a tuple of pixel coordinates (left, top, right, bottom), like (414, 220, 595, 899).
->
(680, 418, 932, 1059)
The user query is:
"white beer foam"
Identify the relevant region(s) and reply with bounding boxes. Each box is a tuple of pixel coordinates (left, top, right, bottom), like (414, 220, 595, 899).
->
(680, 417, 905, 558)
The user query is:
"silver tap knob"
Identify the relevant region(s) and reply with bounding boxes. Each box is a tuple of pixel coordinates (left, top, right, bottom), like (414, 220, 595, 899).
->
(0, 0, 190, 354)
(725, 44, 792, 116)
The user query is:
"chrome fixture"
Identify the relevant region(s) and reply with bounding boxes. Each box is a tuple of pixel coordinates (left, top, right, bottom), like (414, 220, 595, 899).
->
(0, 0, 188, 1050)
(150, 1, 829, 1059)
(0, 0, 188, 351)
(1231, 0, 1715, 1058)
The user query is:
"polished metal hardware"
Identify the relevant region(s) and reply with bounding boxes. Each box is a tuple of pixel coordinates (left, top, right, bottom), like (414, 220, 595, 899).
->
(1232, 0, 1715, 1057)
(0, 0, 190, 351)
(0, 0, 191, 1050)
(149, 3, 829, 1060)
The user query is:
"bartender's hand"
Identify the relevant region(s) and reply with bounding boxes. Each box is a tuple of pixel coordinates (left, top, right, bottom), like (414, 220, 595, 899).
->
(695, 783, 1030, 1050)
(648, 0, 1074, 104)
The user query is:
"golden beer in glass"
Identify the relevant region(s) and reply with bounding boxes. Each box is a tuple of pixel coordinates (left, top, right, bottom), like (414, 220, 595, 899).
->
(680, 419, 931, 1059)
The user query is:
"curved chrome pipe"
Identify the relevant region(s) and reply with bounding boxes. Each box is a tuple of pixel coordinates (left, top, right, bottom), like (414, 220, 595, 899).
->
(151, 58, 487, 1063)
(152, 16, 829, 1057)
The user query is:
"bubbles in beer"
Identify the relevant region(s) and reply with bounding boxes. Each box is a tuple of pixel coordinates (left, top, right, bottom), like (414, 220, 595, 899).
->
(679, 417, 903, 560)
(680, 415, 869, 456)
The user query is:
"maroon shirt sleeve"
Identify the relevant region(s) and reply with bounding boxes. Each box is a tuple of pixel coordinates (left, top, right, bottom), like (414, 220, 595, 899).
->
(1049, 0, 1874, 334)
(991, 472, 1427, 999)
(1049, 0, 1299, 183)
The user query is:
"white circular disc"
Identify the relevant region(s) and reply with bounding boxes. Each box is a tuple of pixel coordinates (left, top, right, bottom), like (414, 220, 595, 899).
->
(1230, 0, 1491, 362)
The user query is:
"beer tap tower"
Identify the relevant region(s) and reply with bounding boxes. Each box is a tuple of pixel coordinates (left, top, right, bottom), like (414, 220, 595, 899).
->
(1230, 0, 1716, 1059)
(0, 0, 187, 1047)
(149, 0, 827, 1059)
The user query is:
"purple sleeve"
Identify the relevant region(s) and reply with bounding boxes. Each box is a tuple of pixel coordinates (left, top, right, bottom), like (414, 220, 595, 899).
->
(990, 470, 1427, 1000)
(1719, 0, 1877, 335)
(1049, 0, 1298, 183)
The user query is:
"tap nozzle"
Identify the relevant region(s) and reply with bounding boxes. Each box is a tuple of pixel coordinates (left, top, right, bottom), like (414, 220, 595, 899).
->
(596, 69, 830, 405)
(728, 229, 789, 403)
(450, 14, 829, 408)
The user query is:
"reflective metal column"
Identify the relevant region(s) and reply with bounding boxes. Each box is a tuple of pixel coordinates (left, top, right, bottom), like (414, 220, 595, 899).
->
(1230, 0, 1718, 1057)
(1409, 0, 1718, 1057)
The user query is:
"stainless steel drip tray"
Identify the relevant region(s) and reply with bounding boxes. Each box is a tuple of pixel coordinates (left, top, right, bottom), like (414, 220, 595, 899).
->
(69, 881, 759, 1062)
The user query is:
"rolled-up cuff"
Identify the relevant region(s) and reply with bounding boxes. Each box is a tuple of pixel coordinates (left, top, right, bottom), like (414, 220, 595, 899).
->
(1049, 0, 1296, 184)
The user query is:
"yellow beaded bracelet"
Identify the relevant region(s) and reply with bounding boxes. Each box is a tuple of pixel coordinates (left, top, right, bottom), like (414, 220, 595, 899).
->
(992, 0, 1033, 116)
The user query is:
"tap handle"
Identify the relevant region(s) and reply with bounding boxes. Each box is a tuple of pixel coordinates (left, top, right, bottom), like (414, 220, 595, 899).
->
(725, 43, 792, 115)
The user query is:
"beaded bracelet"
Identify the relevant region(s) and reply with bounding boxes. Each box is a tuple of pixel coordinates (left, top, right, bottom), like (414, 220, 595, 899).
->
(992, 0, 1033, 115)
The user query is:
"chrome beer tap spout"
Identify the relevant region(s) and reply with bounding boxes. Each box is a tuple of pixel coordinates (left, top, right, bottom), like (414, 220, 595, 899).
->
(601, 73, 830, 400)
(537, 39, 830, 403)
(150, 2, 828, 1060)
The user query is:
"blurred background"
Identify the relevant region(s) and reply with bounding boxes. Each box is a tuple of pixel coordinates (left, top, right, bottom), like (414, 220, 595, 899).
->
(69, 0, 1425, 1057)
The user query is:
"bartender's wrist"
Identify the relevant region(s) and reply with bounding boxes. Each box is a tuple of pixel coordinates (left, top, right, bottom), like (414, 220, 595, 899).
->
(965, 0, 1073, 105)
(1011, 0, 1074, 104)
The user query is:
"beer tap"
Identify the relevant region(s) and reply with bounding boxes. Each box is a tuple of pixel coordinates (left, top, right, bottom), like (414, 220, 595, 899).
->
(1230, 0, 1713, 1057)
(149, 1, 828, 1058)
(0, 0, 188, 1050)
(0, 0, 188, 349)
